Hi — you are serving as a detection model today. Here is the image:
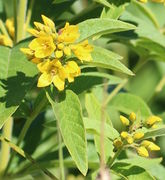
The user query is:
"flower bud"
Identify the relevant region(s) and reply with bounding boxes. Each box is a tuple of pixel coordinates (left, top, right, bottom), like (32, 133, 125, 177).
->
(133, 132, 144, 140)
(113, 139, 123, 149)
(126, 136, 134, 144)
(129, 112, 136, 122)
(121, 131, 128, 139)
(146, 115, 162, 126)
(55, 50, 63, 58)
(141, 140, 160, 151)
(120, 115, 130, 126)
(136, 146, 149, 157)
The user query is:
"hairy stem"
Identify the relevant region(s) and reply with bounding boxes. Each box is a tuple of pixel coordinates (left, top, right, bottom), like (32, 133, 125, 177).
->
(0, 117, 13, 177)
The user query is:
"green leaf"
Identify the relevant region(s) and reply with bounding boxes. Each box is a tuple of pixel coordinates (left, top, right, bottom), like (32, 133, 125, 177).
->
(85, 92, 112, 125)
(112, 162, 155, 180)
(68, 71, 122, 94)
(83, 117, 119, 140)
(143, 125, 165, 139)
(89, 46, 134, 75)
(77, 18, 136, 42)
(110, 93, 152, 119)
(46, 89, 88, 175)
(0, 42, 37, 129)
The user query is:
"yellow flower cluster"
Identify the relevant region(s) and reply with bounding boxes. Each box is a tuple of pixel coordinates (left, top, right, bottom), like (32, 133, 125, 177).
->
(113, 112, 161, 158)
(139, 0, 165, 3)
(0, 18, 14, 47)
(21, 15, 93, 91)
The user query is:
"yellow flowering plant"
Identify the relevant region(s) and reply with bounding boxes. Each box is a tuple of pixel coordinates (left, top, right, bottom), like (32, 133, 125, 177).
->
(1, 1, 165, 180)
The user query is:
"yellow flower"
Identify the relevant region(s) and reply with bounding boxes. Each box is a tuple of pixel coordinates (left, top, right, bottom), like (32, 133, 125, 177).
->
(29, 35, 56, 58)
(129, 112, 136, 122)
(120, 115, 130, 126)
(41, 14, 56, 32)
(37, 59, 67, 91)
(113, 138, 123, 149)
(5, 18, 15, 39)
(0, 34, 13, 47)
(141, 140, 160, 151)
(65, 61, 81, 82)
(133, 132, 144, 140)
(71, 40, 93, 62)
(58, 22, 79, 43)
(120, 131, 128, 139)
(139, 0, 148, 2)
(136, 146, 149, 157)
(146, 115, 162, 126)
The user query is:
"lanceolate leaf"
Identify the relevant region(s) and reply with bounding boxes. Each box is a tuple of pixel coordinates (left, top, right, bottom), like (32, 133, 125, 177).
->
(46, 89, 88, 175)
(89, 46, 134, 75)
(0, 42, 37, 128)
(77, 18, 136, 42)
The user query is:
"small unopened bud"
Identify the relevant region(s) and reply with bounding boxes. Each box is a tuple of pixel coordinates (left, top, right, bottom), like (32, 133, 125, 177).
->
(113, 138, 123, 149)
(141, 140, 160, 151)
(55, 50, 63, 58)
(121, 131, 128, 139)
(133, 132, 144, 140)
(146, 115, 162, 126)
(57, 43, 64, 50)
(120, 115, 130, 126)
(136, 146, 149, 157)
(126, 136, 134, 144)
(129, 112, 136, 122)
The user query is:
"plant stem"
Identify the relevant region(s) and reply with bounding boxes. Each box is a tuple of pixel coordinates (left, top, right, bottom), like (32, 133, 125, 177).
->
(25, 0, 34, 29)
(57, 122, 65, 180)
(5, 95, 48, 175)
(0, 117, 13, 177)
(13, 0, 17, 44)
(17, 0, 27, 42)
(104, 79, 128, 106)
(107, 147, 123, 168)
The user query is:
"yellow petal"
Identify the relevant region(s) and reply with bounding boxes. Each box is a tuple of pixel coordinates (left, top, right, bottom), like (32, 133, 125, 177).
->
(27, 28, 40, 37)
(64, 46, 71, 56)
(37, 72, 52, 87)
(133, 132, 144, 140)
(5, 18, 15, 38)
(37, 59, 51, 73)
(41, 15, 55, 32)
(71, 40, 93, 62)
(20, 48, 34, 56)
(53, 74, 65, 91)
(55, 50, 63, 58)
(58, 22, 79, 43)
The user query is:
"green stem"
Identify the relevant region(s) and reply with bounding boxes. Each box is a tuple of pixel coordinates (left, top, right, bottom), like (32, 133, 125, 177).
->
(57, 122, 65, 180)
(13, 0, 17, 44)
(0, 117, 13, 177)
(5, 95, 47, 175)
(104, 79, 128, 106)
(0, 136, 57, 180)
(25, 0, 34, 29)
(107, 147, 123, 168)
(17, 0, 27, 42)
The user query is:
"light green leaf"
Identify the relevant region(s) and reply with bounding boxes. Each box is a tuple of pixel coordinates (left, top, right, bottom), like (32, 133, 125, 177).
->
(89, 46, 134, 75)
(110, 93, 152, 119)
(77, 18, 136, 42)
(0, 42, 37, 129)
(83, 117, 119, 140)
(46, 89, 88, 175)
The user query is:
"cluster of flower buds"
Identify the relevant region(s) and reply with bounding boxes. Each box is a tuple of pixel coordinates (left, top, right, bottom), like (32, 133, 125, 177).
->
(113, 112, 161, 157)
(0, 18, 14, 47)
(21, 15, 93, 91)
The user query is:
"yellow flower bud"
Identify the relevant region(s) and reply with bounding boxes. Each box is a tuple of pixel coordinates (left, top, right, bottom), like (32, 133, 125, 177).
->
(146, 115, 162, 126)
(133, 132, 144, 140)
(151, 124, 158, 129)
(55, 50, 63, 58)
(41, 14, 55, 32)
(120, 115, 130, 126)
(139, 0, 148, 3)
(64, 46, 71, 56)
(136, 146, 149, 157)
(113, 139, 123, 149)
(126, 136, 134, 144)
(141, 140, 160, 151)
(129, 112, 136, 122)
(57, 43, 64, 50)
(121, 131, 128, 139)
